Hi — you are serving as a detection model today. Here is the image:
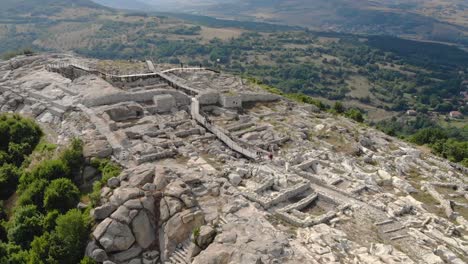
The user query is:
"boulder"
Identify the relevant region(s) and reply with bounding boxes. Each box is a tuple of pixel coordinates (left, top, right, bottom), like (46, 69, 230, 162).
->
(124, 199, 143, 210)
(142, 250, 160, 261)
(160, 198, 171, 222)
(161, 209, 204, 259)
(228, 173, 242, 186)
(165, 197, 183, 217)
(142, 183, 156, 191)
(84, 140, 113, 158)
(192, 244, 233, 264)
(99, 220, 135, 252)
(110, 205, 138, 224)
(154, 167, 169, 191)
(180, 194, 196, 208)
(165, 180, 191, 198)
(392, 177, 417, 194)
(236, 167, 249, 178)
(196, 226, 216, 249)
(131, 210, 156, 249)
(93, 218, 113, 240)
(140, 195, 155, 215)
(83, 166, 98, 181)
(128, 259, 142, 264)
(91, 249, 108, 262)
(92, 203, 116, 220)
(377, 170, 392, 185)
(110, 187, 144, 207)
(107, 177, 120, 188)
(110, 244, 142, 262)
(128, 165, 155, 186)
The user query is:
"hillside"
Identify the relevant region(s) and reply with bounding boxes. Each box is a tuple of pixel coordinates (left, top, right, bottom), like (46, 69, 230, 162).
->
(0, 53, 467, 264)
(97, 0, 468, 46)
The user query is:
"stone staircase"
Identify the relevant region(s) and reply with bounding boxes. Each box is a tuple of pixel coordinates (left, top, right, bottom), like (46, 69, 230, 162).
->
(167, 240, 191, 264)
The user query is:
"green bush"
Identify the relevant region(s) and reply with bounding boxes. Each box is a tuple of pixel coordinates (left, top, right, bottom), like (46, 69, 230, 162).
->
(1, 48, 35, 60)
(42, 210, 60, 232)
(44, 178, 80, 213)
(410, 128, 448, 145)
(89, 159, 121, 207)
(30, 159, 71, 182)
(333, 102, 345, 114)
(29, 210, 91, 264)
(0, 242, 30, 264)
(345, 109, 365, 123)
(0, 164, 20, 200)
(60, 138, 84, 176)
(80, 256, 97, 264)
(7, 205, 44, 248)
(17, 179, 49, 209)
(0, 114, 42, 166)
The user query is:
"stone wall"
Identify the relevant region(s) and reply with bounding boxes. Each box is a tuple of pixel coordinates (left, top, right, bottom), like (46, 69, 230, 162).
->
(197, 92, 219, 105)
(241, 93, 281, 103)
(85, 89, 190, 107)
(220, 94, 242, 108)
(153, 94, 176, 113)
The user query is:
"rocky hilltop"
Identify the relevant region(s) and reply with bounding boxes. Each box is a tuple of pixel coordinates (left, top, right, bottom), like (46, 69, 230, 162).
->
(0, 53, 467, 264)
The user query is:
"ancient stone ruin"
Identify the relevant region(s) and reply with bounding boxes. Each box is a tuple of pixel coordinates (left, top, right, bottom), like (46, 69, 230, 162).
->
(0, 54, 467, 264)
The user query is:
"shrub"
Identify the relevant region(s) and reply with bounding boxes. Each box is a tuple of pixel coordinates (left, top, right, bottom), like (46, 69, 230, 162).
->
(410, 128, 448, 145)
(17, 179, 49, 209)
(44, 179, 80, 213)
(27, 210, 91, 264)
(0, 242, 30, 264)
(42, 210, 60, 232)
(0, 114, 42, 166)
(345, 108, 365, 123)
(30, 159, 71, 182)
(80, 256, 97, 264)
(89, 159, 121, 207)
(333, 102, 345, 114)
(0, 164, 20, 200)
(7, 205, 44, 248)
(60, 138, 84, 176)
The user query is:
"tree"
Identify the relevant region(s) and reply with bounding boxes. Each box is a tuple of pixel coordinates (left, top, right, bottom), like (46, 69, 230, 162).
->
(29, 159, 71, 182)
(0, 164, 20, 200)
(17, 179, 49, 209)
(44, 179, 80, 213)
(27, 210, 90, 264)
(7, 205, 44, 248)
(410, 128, 448, 145)
(29, 233, 56, 264)
(0, 114, 42, 166)
(51, 210, 90, 264)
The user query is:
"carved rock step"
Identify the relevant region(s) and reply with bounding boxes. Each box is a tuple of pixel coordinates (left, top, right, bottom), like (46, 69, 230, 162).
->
(168, 240, 191, 264)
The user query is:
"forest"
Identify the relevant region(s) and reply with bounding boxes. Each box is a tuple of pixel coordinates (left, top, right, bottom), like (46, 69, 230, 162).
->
(0, 114, 120, 264)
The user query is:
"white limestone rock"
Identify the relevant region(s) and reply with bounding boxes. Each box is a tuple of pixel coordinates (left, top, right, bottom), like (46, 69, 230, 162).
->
(228, 173, 242, 186)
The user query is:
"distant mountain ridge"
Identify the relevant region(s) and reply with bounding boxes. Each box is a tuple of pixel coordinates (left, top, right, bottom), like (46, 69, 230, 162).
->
(90, 0, 468, 46)
(1, 0, 105, 16)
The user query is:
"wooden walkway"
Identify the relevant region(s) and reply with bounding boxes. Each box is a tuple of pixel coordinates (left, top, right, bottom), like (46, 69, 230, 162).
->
(190, 98, 260, 160)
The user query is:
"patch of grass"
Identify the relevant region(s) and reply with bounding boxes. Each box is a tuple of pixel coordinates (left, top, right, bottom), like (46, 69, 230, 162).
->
(88, 158, 122, 207)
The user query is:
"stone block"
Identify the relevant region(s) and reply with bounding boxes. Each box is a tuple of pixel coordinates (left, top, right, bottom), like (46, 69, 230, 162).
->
(153, 94, 175, 113)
